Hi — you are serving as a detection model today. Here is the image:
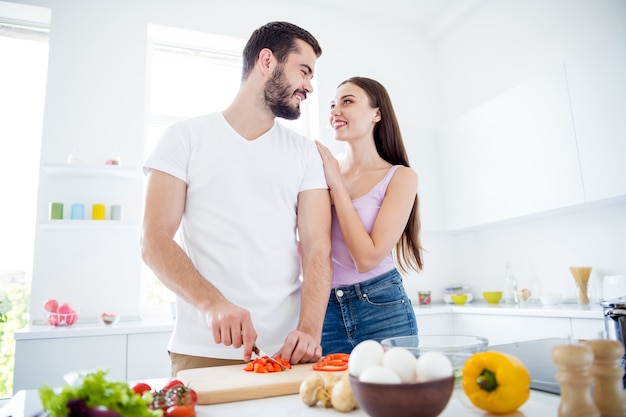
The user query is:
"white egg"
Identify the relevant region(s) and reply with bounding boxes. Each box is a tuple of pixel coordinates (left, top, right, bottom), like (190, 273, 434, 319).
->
(348, 340, 384, 377)
(381, 347, 418, 382)
(415, 351, 453, 382)
(359, 365, 403, 384)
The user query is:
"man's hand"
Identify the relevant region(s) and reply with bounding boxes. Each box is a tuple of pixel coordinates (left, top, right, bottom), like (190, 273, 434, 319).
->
(206, 301, 258, 362)
(276, 330, 323, 364)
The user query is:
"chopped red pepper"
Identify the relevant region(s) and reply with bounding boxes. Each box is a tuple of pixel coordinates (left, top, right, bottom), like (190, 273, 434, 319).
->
(312, 353, 350, 372)
(243, 356, 291, 373)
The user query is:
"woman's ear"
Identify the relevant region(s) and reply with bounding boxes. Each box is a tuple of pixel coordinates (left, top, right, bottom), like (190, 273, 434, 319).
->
(373, 109, 381, 123)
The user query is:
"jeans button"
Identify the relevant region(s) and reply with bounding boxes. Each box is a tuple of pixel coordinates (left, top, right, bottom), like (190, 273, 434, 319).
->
(336, 289, 344, 297)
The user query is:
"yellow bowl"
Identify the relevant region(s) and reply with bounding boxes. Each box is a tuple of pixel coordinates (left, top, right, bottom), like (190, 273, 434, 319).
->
(451, 294, 468, 305)
(483, 291, 503, 304)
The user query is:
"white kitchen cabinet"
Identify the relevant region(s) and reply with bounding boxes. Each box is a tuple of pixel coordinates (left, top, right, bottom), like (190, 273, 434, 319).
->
(570, 318, 606, 341)
(451, 314, 573, 346)
(13, 334, 127, 392)
(438, 65, 584, 230)
(565, 30, 626, 202)
(13, 323, 173, 394)
(415, 313, 452, 335)
(127, 332, 172, 380)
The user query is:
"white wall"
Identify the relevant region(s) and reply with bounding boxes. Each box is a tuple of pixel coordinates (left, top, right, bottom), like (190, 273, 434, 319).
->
(400, 0, 626, 305)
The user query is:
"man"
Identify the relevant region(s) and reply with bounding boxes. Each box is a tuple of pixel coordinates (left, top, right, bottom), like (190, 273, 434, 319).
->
(141, 21, 332, 375)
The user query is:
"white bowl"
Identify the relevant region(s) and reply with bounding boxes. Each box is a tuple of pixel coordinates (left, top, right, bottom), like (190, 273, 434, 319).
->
(443, 293, 473, 304)
(540, 294, 562, 305)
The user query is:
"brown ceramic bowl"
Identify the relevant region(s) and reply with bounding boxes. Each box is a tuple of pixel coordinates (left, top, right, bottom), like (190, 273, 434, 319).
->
(349, 374, 454, 417)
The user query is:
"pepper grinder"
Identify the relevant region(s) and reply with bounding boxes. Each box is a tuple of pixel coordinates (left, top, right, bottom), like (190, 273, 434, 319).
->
(584, 339, 626, 417)
(552, 343, 600, 417)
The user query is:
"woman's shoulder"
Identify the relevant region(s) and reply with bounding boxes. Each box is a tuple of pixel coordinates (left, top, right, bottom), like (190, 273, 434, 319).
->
(389, 165, 418, 188)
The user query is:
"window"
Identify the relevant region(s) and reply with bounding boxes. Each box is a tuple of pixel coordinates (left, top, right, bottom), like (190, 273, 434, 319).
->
(0, 17, 49, 399)
(142, 25, 319, 311)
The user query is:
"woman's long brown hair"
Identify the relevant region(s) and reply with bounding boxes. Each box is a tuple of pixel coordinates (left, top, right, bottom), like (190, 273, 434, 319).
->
(338, 77, 424, 273)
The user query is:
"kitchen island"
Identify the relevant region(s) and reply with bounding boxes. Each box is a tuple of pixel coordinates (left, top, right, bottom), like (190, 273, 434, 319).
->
(1, 386, 561, 417)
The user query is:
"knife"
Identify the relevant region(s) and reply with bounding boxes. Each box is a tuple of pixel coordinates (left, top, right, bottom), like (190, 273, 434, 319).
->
(252, 344, 289, 370)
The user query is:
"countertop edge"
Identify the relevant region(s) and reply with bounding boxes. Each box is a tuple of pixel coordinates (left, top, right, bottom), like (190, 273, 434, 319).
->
(14, 319, 174, 340)
(413, 302, 604, 319)
(14, 303, 604, 340)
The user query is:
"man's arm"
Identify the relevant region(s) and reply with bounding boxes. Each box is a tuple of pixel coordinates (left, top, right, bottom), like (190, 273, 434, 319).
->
(141, 168, 258, 360)
(279, 188, 332, 363)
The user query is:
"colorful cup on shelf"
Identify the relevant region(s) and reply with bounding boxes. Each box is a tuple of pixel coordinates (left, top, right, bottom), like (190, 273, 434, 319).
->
(71, 203, 85, 220)
(49, 202, 63, 220)
(92, 204, 106, 220)
(110, 204, 123, 221)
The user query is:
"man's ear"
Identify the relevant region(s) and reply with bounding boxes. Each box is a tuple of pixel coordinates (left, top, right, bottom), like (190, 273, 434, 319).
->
(258, 48, 273, 76)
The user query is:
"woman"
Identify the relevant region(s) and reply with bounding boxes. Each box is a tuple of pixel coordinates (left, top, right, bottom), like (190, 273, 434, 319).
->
(316, 76, 424, 354)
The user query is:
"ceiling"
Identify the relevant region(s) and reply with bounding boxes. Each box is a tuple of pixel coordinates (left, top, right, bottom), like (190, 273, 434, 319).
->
(302, 0, 484, 40)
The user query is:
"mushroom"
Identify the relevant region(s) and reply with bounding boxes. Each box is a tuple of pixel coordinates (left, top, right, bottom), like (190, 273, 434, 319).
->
(330, 373, 358, 412)
(299, 373, 331, 407)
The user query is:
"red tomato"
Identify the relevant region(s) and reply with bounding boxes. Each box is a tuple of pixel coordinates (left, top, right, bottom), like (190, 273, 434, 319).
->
(164, 405, 196, 417)
(163, 379, 184, 391)
(131, 382, 152, 395)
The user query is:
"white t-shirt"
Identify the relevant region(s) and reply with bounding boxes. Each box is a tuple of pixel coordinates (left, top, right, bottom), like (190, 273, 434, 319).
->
(144, 112, 327, 359)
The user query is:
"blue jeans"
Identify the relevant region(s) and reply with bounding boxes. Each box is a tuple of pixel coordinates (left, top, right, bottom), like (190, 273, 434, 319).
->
(321, 268, 418, 355)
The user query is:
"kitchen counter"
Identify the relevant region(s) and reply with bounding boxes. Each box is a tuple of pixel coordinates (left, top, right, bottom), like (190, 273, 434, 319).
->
(0, 387, 561, 417)
(13, 302, 603, 340)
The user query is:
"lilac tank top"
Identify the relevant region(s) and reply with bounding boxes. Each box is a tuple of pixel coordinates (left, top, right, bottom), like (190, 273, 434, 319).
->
(331, 165, 401, 288)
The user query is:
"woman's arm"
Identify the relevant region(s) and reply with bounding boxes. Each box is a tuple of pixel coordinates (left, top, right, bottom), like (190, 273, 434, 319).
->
(315, 141, 416, 273)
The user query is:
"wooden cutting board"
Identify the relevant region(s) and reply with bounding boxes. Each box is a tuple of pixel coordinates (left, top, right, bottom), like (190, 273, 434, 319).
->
(177, 363, 319, 405)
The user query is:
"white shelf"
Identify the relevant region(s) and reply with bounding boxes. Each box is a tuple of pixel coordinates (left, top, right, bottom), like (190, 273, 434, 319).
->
(42, 164, 138, 179)
(40, 220, 135, 230)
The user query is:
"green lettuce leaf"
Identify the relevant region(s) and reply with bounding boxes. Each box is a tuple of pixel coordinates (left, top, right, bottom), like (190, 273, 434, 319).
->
(39, 369, 162, 417)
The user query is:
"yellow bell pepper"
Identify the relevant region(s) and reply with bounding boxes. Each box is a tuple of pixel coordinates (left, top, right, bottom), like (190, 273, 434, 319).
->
(462, 351, 531, 415)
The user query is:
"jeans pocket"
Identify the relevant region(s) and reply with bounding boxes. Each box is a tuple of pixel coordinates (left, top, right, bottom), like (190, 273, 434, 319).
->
(362, 281, 406, 307)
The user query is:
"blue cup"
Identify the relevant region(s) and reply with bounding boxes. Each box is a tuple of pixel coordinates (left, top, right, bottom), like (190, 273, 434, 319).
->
(71, 203, 85, 220)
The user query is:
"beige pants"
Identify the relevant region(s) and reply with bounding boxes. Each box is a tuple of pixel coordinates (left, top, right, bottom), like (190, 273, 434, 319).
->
(169, 351, 246, 377)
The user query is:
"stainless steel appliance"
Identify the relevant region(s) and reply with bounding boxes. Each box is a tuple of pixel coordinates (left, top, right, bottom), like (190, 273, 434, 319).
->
(602, 295, 626, 388)
(490, 338, 567, 395)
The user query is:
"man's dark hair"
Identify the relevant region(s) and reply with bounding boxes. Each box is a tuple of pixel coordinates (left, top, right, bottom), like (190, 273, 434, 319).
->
(241, 21, 322, 80)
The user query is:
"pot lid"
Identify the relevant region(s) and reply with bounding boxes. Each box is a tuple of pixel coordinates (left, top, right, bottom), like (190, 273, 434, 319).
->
(602, 295, 626, 309)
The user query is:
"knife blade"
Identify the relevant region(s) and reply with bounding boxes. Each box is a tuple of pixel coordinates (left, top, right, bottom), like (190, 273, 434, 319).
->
(252, 344, 289, 370)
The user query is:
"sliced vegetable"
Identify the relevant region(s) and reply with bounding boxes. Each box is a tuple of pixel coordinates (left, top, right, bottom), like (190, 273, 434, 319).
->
(313, 353, 350, 372)
(243, 356, 291, 373)
(462, 351, 531, 414)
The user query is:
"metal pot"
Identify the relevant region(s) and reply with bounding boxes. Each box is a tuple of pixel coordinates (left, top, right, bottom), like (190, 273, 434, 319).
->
(602, 295, 626, 388)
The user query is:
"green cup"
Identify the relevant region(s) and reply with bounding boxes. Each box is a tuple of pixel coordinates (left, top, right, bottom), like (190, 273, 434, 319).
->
(50, 202, 63, 220)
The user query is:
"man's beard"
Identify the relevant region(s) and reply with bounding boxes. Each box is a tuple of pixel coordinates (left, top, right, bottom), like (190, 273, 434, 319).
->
(264, 66, 304, 120)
